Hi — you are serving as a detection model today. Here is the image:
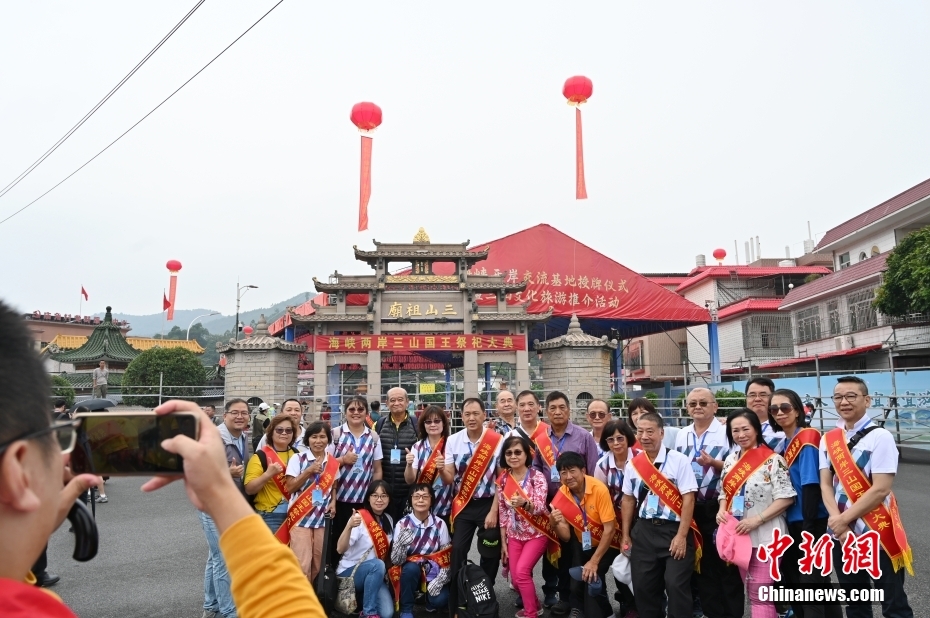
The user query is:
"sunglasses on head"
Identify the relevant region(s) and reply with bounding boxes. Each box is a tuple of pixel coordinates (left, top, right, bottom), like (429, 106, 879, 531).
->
(768, 403, 794, 414)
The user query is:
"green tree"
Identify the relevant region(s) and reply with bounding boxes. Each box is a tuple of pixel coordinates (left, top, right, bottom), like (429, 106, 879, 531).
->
(874, 225, 930, 317)
(51, 375, 76, 408)
(122, 347, 207, 408)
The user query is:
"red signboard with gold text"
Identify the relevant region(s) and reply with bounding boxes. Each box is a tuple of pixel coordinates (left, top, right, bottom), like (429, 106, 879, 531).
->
(308, 334, 526, 352)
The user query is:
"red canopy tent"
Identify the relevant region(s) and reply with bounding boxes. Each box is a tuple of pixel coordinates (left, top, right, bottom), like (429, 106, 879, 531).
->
(271, 224, 709, 347)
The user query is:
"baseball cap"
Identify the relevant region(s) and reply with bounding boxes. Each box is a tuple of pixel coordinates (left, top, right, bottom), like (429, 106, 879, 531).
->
(476, 526, 501, 559)
(568, 566, 603, 596)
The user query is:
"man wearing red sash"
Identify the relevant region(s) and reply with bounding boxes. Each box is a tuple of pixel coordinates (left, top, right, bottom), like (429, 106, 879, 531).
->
(440, 398, 502, 618)
(532, 391, 600, 616)
(620, 411, 699, 618)
(549, 451, 618, 618)
(819, 376, 914, 618)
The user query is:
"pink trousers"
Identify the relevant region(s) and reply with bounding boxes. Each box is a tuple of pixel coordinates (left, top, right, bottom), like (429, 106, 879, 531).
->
(508, 535, 548, 616)
(739, 552, 778, 618)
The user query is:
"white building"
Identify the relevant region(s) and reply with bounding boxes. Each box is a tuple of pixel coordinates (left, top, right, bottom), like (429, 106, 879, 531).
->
(774, 177, 930, 373)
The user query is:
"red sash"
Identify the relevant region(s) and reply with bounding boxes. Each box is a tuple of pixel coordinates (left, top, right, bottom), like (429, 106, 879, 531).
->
(825, 427, 913, 575)
(274, 454, 339, 544)
(416, 438, 446, 485)
(721, 445, 776, 511)
(499, 471, 561, 564)
(388, 541, 452, 609)
(261, 446, 291, 500)
(531, 423, 557, 469)
(784, 427, 820, 468)
(450, 430, 502, 527)
(550, 486, 624, 551)
(630, 452, 703, 571)
(366, 415, 377, 429)
(358, 509, 391, 560)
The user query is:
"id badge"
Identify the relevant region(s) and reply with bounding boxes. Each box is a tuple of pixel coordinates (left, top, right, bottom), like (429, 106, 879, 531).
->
(550, 466, 560, 482)
(312, 488, 323, 506)
(581, 530, 592, 551)
(352, 459, 364, 473)
(646, 493, 659, 517)
(390, 448, 401, 464)
(731, 495, 745, 517)
(691, 461, 704, 481)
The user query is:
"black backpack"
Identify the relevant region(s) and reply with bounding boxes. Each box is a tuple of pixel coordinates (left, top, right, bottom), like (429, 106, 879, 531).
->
(457, 560, 498, 618)
(245, 447, 297, 508)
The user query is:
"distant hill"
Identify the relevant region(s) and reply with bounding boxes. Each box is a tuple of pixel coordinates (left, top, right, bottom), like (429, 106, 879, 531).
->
(104, 292, 313, 337)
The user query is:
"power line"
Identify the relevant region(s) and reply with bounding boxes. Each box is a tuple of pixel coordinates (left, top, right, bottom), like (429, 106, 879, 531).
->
(0, 0, 206, 201)
(0, 0, 284, 227)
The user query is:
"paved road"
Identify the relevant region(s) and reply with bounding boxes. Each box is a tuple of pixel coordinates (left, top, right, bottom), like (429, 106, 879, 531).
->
(47, 453, 930, 617)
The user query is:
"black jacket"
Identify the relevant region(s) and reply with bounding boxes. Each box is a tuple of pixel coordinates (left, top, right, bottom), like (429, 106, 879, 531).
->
(377, 413, 419, 496)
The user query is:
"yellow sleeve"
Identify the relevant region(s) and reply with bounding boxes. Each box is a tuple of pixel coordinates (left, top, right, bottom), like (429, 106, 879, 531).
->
(594, 483, 616, 524)
(220, 514, 326, 618)
(244, 454, 264, 485)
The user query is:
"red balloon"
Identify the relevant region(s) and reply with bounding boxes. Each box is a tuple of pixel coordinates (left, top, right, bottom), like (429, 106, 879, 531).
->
(166, 259, 182, 272)
(712, 248, 727, 261)
(243, 326, 254, 336)
(563, 76, 593, 104)
(350, 102, 383, 131)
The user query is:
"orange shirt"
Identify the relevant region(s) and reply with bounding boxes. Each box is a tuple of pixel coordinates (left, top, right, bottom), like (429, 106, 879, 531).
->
(557, 475, 616, 544)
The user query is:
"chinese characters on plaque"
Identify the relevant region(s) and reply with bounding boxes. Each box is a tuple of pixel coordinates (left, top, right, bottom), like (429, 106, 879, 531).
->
(309, 334, 527, 352)
(465, 268, 630, 309)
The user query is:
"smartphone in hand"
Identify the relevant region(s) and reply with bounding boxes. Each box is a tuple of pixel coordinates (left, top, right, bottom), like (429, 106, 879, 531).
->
(70, 411, 199, 476)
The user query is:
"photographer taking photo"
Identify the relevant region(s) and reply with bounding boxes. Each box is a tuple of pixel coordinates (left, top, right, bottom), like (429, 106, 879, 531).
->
(0, 299, 325, 618)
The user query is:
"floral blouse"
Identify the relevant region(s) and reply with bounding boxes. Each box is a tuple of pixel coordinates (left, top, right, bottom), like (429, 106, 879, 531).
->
(497, 468, 549, 542)
(718, 449, 796, 547)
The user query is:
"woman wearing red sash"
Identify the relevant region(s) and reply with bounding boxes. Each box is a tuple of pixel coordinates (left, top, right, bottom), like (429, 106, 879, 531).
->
(768, 390, 840, 618)
(716, 410, 795, 618)
(497, 435, 549, 618)
(404, 405, 451, 526)
(593, 419, 638, 618)
(244, 415, 300, 531)
(284, 421, 340, 584)
(336, 480, 395, 618)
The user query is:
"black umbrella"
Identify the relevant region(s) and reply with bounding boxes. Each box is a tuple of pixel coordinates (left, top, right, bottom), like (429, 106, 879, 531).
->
(68, 398, 115, 413)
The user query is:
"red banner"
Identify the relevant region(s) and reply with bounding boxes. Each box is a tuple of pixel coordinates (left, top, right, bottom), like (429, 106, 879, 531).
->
(310, 334, 526, 353)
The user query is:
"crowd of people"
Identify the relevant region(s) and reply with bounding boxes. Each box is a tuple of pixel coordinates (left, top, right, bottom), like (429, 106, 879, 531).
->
(202, 378, 913, 618)
(0, 295, 916, 618)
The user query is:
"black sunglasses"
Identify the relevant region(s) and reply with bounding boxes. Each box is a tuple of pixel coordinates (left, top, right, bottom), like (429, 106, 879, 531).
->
(768, 403, 794, 414)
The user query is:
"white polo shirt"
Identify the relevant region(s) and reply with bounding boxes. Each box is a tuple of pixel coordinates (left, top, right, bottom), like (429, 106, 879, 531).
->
(446, 428, 502, 500)
(622, 446, 698, 522)
(674, 419, 730, 502)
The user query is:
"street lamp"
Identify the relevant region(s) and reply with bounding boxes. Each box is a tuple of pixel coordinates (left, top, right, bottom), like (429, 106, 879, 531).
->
(187, 312, 220, 340)
(235, 282, 258, 341)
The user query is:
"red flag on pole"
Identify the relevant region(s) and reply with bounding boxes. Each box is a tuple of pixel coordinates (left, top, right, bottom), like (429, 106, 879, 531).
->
(81, 286, 89, 301)
(163, 293, 172, 311)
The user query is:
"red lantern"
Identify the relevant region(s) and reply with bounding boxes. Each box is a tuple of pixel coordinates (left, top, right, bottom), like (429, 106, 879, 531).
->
(350, 102, 383, 232)
(713, 248, 727, 264)
(218, 354, 227, 368)
(165, 260, 182, 321)
(563, 76, 593, 200)
(243, 326, 254, 337)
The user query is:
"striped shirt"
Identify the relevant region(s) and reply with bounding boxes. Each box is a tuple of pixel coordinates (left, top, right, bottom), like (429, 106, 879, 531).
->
(674, 420, 729, 502)
(622, 446, 698, 522)
(818, 417, 898, 536)
(328, 424, 383, 504)
(285, 451, 339, 529)
(409, 438, 452, 517)
(447, 428, 502, 500)
(594, 450, 633, 509)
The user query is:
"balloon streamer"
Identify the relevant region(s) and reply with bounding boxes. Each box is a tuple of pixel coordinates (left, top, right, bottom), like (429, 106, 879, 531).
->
(350, 102, 383, 232)
(562, 76, 593, 200)
(166, 260, 182, 321)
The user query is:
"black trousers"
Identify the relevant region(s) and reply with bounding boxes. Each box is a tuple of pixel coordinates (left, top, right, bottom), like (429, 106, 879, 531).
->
(448, 497, 500, 615)
(542, 488, 572, 602)
(780, 519, 842, 618)
(630, 518, 694, 618)
(831, 544, 913, 618)
(692, 500, 744, 618)
(570, 544, 617, 618)
(331, 500, 364, 568)
(31, 546, 49, 576)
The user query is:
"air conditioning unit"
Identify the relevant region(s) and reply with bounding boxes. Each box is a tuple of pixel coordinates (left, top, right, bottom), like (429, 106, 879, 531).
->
(327, 294, 338, 306)
(834, 335, 854, 351)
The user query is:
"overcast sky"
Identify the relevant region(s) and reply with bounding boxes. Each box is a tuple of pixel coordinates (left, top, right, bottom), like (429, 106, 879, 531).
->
(2, 1, 928, 317)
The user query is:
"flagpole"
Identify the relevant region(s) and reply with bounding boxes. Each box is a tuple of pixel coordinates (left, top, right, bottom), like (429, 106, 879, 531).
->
(79, 288, 82, 318)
